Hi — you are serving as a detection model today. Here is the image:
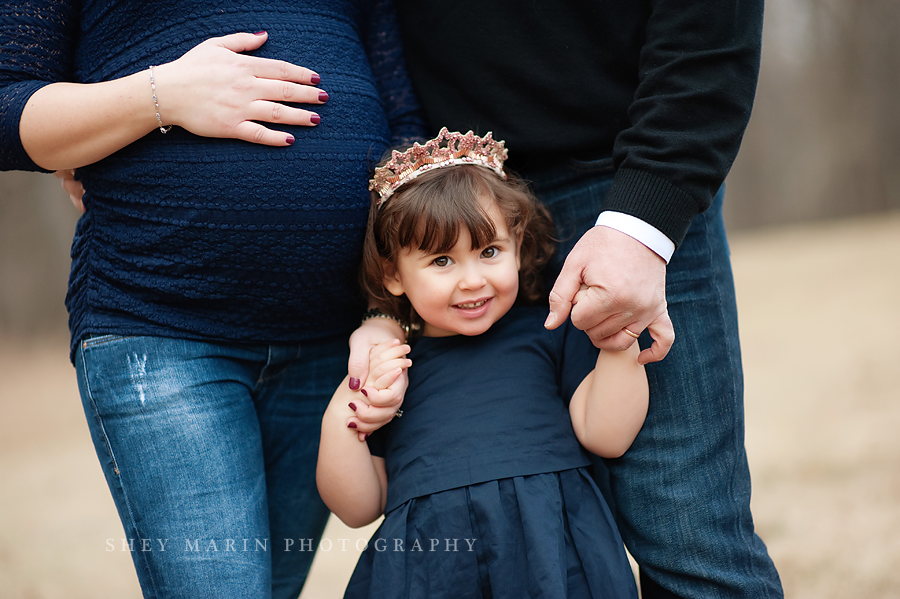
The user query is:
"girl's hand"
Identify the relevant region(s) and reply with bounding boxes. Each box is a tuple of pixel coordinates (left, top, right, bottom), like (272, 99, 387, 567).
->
(347, 339, 411, 441)
(348, 315, 407, 391)
(152, 31, 326, 146)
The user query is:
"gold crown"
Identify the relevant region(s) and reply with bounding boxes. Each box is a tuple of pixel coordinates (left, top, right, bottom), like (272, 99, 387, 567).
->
(370, 127, 508, 206)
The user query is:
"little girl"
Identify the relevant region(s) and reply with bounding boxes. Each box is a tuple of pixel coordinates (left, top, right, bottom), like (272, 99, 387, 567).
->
(317, 129, 647, 598)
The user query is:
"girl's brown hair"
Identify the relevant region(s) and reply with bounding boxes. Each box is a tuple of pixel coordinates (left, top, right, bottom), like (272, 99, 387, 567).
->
(361, 164, 556, 328)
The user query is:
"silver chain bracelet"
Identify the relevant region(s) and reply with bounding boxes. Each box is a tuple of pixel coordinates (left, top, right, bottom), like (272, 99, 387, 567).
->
(149, 66, 173, 134)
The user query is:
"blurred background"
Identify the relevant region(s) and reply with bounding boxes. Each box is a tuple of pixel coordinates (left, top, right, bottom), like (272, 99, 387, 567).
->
(2, 0, 899, 597)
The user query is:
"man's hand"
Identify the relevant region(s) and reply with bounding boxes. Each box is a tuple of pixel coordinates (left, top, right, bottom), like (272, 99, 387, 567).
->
(54, 169, 86, 212)
(545, 226, 675, 364)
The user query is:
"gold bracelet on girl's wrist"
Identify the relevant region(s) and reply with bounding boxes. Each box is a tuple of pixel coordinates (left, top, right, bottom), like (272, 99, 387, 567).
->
(360, 308, 410, 340)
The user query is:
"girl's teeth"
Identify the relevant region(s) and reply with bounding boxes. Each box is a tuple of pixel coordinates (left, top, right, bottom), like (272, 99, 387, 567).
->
(458, 299, 486, 309)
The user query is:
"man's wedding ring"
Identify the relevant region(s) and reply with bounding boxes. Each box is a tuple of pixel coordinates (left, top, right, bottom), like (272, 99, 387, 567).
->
(623, 328, 641, 339)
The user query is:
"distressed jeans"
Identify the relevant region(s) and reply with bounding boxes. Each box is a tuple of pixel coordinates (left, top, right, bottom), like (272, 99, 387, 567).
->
(75, 334, 346, 599)
(524, 157, 784, 599)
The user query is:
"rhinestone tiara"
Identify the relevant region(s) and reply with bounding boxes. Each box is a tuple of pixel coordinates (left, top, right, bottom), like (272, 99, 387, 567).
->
(369, 127, 508, 206)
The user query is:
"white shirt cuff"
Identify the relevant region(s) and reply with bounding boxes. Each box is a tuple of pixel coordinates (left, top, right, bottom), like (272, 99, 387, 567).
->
(594, 211, 675, 264)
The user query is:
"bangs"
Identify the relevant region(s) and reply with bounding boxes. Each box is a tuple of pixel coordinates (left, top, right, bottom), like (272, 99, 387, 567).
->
(398, 193, 497, 254)
(390, 167, 500, 254)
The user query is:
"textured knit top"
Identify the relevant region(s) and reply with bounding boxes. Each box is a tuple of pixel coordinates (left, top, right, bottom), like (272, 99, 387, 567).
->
(0, 0, 425, 358)
(395, 0, 763, 247)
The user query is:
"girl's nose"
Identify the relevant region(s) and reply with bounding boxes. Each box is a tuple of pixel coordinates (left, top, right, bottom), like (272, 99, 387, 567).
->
(458, 263, 486, 290)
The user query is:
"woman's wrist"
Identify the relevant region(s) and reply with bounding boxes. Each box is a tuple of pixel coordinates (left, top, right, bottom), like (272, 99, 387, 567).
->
(21, 71, 164, 170)
(148, 66, 174, 134)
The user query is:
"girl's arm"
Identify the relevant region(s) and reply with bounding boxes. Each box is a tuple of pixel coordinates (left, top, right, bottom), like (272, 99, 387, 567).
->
(18, 32, 325, 171)
(569, 341, 649, 458)
(317, 376, 388, 528)
(317, 341, 411, 526)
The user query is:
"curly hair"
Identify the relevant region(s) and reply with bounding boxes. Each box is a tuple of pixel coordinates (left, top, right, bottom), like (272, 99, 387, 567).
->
(361, 164, 556, 330)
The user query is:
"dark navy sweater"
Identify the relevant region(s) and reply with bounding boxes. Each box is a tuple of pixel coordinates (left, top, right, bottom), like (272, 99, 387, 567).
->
(0, 1, 425, 359)
(396, 0, 763, 246)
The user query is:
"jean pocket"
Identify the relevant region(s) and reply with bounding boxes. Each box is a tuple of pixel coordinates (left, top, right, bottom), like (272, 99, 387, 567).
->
(80, 334, 136, 350)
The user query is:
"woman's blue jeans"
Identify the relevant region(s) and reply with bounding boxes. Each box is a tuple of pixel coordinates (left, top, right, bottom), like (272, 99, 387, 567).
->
(525, 158, 783, 599)
(75, 334, 347, 599)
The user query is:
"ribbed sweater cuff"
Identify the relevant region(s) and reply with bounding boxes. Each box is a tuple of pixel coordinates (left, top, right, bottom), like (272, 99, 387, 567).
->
(603, 168, 700, 248)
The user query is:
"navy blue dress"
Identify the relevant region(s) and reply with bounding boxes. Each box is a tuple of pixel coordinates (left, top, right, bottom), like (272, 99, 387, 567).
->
(347, 306, 639, 598)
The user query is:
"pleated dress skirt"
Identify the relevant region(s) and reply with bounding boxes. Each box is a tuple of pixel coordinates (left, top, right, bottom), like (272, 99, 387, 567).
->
(343, 468, 638, 599)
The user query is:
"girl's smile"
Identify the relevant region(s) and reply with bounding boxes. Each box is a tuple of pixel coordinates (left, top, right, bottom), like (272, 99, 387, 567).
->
(452, 296, 494, 321)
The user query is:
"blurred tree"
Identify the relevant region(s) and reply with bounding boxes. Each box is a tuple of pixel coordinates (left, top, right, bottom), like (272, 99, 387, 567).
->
(726, 0, 900, 229)
(0, 171, 78, 336)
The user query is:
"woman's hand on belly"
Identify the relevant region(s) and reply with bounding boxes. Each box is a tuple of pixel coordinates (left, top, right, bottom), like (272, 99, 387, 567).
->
(153, 31, 327, 146)
(22, 31, 328, 171)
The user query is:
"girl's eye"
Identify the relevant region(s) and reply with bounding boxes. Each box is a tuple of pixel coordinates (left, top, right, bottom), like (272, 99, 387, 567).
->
(482, 246, 498, 259)
(433, 256, 450, 267)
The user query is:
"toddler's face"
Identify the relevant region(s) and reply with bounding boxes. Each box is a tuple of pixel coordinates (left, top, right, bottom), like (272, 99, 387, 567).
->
(383, 198, 520, 337)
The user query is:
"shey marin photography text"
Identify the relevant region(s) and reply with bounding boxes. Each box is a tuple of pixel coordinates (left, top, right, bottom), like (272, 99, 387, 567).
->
(107, 537, 478, 554)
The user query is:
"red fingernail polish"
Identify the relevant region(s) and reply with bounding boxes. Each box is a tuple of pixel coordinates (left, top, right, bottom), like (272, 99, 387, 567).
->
(349, 377, 360, 390)
(285, 135, 295, 145)
(360, 389, 368, 397)
(349, 402, 357, 411)
(318, 91, 329, 102)
(348, 422, 357, 429)
(254, 31, 266, 36)
(310, 74, 321, 85)
(310, 114, 321, 125)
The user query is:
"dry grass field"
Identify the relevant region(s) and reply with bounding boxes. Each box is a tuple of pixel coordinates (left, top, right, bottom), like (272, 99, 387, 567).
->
(1, 212, 898, 598)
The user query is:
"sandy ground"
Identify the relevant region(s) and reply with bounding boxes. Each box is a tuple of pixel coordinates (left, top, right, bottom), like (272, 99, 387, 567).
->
(1, 212, 898, 598)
